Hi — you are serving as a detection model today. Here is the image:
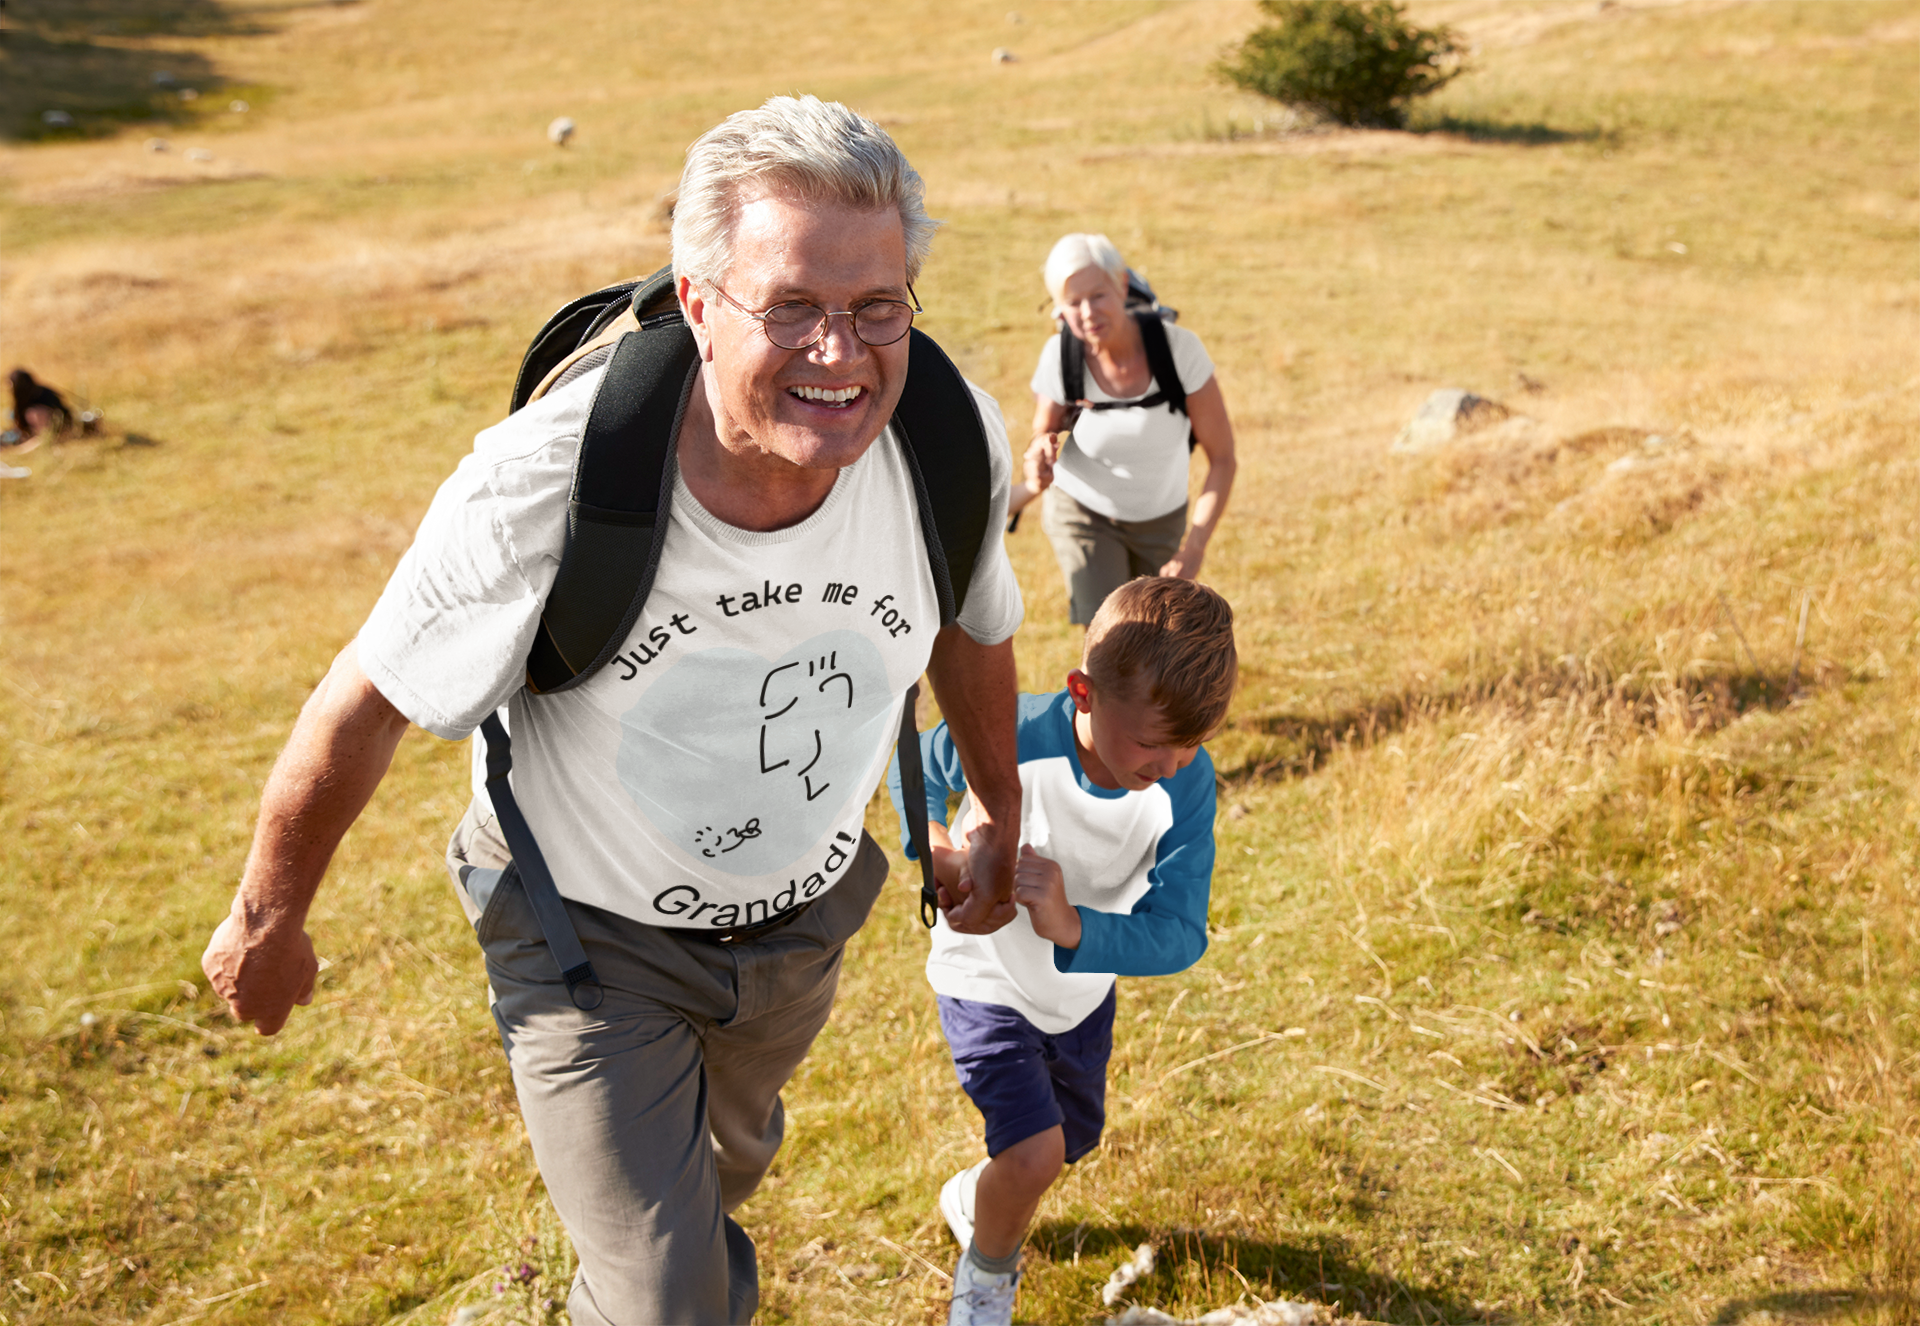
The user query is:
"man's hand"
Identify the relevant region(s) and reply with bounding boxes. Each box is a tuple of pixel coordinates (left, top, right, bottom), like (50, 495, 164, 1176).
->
(943, 815, 1019, 933)
(202, 898, 319, 1035)
(1012, 844, 1081, 949)
(203, 646, 409, 1036)
(925, 628, 1021, 932)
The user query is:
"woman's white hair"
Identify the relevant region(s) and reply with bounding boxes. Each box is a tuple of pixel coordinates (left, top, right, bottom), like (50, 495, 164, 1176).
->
(672, 95, 938, 288)
(1043, 232, 1128, 303)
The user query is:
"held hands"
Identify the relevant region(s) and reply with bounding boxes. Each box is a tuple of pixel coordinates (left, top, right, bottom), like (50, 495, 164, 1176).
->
(201, 897, 319, 1036)
(940, 818, 1019, 934)
(1013, 844, 1081, 949)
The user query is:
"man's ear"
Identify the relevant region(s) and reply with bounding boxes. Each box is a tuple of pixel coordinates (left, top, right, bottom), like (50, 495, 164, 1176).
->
(679, 276, 716, 363)
(1065, 668, 1094, 714)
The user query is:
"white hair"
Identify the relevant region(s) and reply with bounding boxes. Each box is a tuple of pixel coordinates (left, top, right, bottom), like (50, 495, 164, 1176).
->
(672, 95, 938, 288)
(1043, 232, 1128, 302)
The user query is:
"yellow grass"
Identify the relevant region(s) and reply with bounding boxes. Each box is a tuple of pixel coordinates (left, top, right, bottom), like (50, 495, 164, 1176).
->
(2, 0, 1917, 1322)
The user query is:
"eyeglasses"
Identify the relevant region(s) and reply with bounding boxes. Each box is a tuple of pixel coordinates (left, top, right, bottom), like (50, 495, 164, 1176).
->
(709, 283, 921, 350)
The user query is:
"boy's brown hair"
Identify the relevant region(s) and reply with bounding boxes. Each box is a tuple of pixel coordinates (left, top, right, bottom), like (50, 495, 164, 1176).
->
(1082, 577, 1236, 746)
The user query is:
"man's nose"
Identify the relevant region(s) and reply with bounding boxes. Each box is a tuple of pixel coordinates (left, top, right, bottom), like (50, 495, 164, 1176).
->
(812, 311, 868, 364)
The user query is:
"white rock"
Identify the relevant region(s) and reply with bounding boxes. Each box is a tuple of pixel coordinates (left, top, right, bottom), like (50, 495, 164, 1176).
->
(548, 116, 576, 146)
(1107, 1301, 1323, 1325)
(1391, 387, 1511, 453)
(1102, 1242, 1156, 1305)
(186, 148, 215, 162)
(42, 110, 75, 127)
(230, 99, 250, 113)
(146, 137, 172, 152)
(992, 47, 1018, 63)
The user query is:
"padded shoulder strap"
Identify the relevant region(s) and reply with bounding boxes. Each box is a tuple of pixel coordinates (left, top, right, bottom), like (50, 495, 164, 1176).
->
(525, 314, 700, 693)
(891, 328, 993, 627)
(1135, 311, 1188, 418)
(1059, 328, 1085, 408)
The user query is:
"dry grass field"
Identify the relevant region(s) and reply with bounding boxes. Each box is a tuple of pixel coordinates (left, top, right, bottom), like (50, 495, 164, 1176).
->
(3, 1, 1917, 1322)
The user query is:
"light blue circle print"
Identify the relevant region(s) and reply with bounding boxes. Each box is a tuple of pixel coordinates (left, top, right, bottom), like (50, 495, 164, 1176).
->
(617, 630, 893, 875)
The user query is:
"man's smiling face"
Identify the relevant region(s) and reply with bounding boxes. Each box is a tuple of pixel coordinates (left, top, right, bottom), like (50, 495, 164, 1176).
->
(685, 192, 912, 477)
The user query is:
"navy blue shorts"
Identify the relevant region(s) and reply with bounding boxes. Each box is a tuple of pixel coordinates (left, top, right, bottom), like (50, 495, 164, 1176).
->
(937, 985, 1116, 1163)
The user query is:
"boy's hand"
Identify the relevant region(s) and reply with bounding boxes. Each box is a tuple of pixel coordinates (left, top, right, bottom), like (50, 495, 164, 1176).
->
(929, 843, 966, 892)
(1013, 844, 1080, 949)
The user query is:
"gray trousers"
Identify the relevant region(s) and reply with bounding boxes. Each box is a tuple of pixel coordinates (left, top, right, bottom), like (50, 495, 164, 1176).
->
(1040, 488, 1188, 625)
(448, 802, 888, 1326)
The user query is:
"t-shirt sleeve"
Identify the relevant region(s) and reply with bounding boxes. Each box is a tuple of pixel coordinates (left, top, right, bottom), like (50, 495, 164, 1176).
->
(355, 380, 593, 740)
(1167, 324, 1216, 395)
(953, 382, 1025, 647)
(1029, 333, 1068, 405)
(885, 721, 968, 861)
(1056, 749, 1216, 977)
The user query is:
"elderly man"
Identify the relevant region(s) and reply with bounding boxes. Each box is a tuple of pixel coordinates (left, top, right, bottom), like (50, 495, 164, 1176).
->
(202, 96, 1023, 1324)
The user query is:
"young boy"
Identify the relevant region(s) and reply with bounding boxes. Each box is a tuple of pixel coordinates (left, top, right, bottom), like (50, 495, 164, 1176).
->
(890, 576, 1236, 1326)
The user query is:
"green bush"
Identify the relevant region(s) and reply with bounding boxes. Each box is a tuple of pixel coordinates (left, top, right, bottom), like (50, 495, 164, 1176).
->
(1215, 0, 1466, 130)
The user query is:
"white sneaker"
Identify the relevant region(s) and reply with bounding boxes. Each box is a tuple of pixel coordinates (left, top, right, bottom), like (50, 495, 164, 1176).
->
(939, 1157, 988, 1247)
(948, 1249, 1019, 1326)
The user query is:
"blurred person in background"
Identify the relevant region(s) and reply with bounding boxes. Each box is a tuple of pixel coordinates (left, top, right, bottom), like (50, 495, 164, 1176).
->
(1012, 233, 1237, 625)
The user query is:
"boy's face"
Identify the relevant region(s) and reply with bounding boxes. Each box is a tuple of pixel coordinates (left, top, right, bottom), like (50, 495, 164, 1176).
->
(1066, 670, 1203, 791)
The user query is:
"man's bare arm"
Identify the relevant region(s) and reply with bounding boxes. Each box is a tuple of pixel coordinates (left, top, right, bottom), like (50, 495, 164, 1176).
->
(924, 626, 1020, 934)
(202, 646, 412, 1034)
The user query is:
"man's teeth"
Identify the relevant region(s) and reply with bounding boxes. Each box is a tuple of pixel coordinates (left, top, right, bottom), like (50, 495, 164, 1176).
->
(792, 385, 862, 404)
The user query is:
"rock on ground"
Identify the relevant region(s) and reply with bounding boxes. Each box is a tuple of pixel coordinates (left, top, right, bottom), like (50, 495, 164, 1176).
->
(1106, 1299, 1325, 1325)
(1392, 388, 1512, 453)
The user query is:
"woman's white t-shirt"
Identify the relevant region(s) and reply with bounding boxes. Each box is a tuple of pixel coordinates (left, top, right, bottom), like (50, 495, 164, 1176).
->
(1030, 321, 1214, 523)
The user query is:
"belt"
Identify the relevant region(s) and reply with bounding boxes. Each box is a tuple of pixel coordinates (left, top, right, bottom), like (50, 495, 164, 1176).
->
(675, 898, 817, 946)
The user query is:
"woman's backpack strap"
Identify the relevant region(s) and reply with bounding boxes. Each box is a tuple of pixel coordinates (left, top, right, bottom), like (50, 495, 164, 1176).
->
(1133, 312, 1188, 419)
(1059, 328, 1086, 417)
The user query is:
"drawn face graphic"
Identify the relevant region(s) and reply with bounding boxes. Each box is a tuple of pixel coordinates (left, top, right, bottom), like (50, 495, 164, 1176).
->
(616, 630, 893, 874)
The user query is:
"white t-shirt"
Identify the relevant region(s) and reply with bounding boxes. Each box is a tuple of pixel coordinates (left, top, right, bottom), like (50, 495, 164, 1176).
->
(1030, 322, 1215, 523)
(358, 363, 1023, 928)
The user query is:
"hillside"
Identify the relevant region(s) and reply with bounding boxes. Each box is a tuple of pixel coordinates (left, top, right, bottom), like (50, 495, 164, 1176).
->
(2, 1, 1917, 1322)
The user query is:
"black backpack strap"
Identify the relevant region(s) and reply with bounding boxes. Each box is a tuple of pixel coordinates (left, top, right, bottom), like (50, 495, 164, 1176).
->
(479, 713, 604, 1010)
(1134, 310, 1193, 452)
(889, 330, 994, 926)
(894, 681, 940, 928)
(891, 327, 992, 627)
(1059, 329, 1085, 414)
(525, 321, 699, 693)
(1135, 311, 1188, 419)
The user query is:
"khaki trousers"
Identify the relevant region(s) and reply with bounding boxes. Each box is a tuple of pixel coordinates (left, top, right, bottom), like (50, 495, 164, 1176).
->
(1040, 489, 1188, 625)
(448, 803, 888, 1325)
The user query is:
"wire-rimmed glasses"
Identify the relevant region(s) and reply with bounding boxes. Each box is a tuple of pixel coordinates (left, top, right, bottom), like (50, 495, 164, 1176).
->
(710, 284, 921, 350)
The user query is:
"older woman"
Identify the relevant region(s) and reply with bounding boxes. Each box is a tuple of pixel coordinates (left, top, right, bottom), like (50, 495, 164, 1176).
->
(1012, 233, 1237, 625)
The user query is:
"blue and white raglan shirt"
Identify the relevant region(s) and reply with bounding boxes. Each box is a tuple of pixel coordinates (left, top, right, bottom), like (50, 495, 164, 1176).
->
(888, 689, 1214, 1034)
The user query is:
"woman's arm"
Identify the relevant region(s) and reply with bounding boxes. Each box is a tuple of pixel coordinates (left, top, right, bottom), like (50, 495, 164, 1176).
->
(1161, 376, 1237, 579)
(1010, 397, 1073, 513)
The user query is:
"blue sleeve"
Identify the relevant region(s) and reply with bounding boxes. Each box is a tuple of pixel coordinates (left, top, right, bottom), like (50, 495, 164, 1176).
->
(884, 720, 968, 862)
(1056, 750, 1215, 977)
